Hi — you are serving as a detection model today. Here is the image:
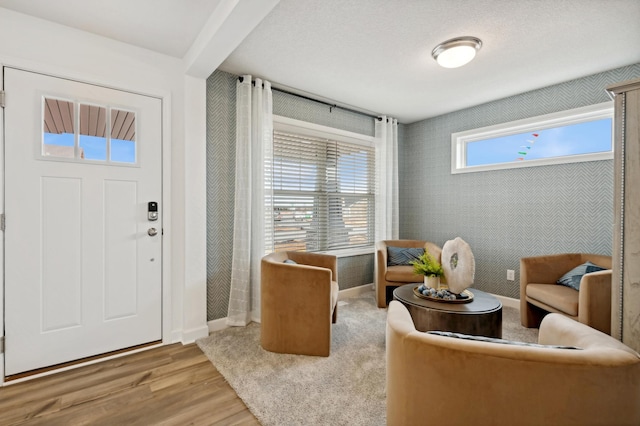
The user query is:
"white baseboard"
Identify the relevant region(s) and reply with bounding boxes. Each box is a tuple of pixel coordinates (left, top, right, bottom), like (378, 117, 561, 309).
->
(493, 294, 520, 310)
(208, 317, 229, 333)
(206, 283, 376, 334)
(181, 325, 209, 344)
(338, 283, 374, 300)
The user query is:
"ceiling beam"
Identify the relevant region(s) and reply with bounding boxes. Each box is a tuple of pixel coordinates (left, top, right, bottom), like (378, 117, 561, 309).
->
(183, 0, 280, 78)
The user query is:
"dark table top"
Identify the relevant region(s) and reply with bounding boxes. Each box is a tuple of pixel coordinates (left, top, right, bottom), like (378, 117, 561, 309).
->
(393, 284, 502, 314)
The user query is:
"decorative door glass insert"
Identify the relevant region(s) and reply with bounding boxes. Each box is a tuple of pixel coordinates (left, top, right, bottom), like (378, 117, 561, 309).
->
(42, 97, 137, 165)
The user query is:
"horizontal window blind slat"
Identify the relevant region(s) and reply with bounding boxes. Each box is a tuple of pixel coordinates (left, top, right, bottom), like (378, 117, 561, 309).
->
(271, 128, 374, 252)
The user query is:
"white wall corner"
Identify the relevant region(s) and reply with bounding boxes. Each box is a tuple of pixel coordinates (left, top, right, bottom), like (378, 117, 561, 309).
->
(182, 75, 208, 342)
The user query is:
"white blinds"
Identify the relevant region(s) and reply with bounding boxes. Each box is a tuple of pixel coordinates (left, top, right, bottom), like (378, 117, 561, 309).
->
(272, 130, 375, 252)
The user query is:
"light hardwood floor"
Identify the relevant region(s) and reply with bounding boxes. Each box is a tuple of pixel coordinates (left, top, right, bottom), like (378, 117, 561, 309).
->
(0, 344, 260, 425)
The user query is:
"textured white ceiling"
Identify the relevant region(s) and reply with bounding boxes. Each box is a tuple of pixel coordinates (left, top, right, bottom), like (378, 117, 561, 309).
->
(219, 0, 640, 123)
(0, 0, 224, 58)
(2, 0, 639, 123)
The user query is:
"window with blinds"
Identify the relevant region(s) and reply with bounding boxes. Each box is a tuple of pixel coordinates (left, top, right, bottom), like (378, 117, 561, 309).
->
(272, 128, 375, 253)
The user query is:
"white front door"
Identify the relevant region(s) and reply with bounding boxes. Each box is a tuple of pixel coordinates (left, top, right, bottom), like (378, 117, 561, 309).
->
(3, 67, 163, 376)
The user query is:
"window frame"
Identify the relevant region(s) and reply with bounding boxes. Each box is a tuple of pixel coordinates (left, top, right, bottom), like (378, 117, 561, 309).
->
(272, 115, 375, 258)
(450, 102, 614, 174)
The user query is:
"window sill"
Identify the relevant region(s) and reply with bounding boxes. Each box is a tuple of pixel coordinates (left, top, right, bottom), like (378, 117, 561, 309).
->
(316, 246, 375, 258)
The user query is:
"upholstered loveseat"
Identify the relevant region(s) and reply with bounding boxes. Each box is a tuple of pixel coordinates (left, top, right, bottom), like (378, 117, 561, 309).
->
(520, 253, 612, 333)
(386, 300, 640, 426)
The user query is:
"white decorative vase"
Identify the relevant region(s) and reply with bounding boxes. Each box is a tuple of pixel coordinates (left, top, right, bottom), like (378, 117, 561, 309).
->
(424, 275, 440, 290)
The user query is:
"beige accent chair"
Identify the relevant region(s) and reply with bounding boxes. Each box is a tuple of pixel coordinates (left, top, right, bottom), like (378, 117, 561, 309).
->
(386, 300, 640, 426)
(520, 253, 612, 334)
(375, 240, 442, 308)
(261, 251, 339, 357)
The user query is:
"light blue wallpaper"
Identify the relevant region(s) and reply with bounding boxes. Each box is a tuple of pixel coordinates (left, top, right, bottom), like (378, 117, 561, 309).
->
(206, 71, 382, 320)
(400, 63, 640, 298)
(206, 70, 237, 321)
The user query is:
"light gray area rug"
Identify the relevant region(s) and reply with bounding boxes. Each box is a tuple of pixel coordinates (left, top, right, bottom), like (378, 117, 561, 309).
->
(196, 293, 537, 426)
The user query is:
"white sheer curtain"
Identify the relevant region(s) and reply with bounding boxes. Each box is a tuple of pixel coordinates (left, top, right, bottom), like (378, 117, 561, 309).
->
(374, 116, 399, 299)
(375, 116, 399, 241)
(227, 75, 273, 326)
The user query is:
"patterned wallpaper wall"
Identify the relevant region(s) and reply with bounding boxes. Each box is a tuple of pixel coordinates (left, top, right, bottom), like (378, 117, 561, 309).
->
(206, 70, 382, 320)
(401, 63, 640, 299)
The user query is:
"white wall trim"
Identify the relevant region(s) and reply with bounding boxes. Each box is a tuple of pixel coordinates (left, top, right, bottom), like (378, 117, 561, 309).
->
(494, 294, 520, 310)
(182, 75, 209, 344)
(338, 283, 375, 300)
(0, 64, 4, 385)
(181, 325, 211, 345)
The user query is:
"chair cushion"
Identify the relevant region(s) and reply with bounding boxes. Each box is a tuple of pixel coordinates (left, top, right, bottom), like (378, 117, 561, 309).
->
(387, 246, 424, 266)
(556, 261, 607, 291)
(527, 283, 579, 316)
(386, 265, 423, 283)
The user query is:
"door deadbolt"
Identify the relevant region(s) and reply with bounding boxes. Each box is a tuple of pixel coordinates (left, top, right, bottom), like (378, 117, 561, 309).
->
(148, 201, 158, 221)
(148, 227, 158, 236)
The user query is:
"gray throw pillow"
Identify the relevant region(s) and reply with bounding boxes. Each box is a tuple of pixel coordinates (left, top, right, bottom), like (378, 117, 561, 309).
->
(387, 246, 424, 266)
(556, 261, 607, 291)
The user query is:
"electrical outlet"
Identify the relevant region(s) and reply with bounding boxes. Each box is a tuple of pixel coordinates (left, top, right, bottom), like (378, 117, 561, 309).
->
(507, 269, 515, 281)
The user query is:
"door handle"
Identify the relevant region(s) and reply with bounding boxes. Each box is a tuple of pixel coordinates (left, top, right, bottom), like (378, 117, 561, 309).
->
(148, 227, 158, 237)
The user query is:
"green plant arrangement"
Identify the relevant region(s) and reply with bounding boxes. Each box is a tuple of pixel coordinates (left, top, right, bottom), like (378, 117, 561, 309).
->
(410, 250, 444, 277)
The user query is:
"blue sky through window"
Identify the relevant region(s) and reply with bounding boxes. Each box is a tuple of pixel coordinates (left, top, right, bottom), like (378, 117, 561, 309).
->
(44, 133, 135, 163)
(466, 118, 612, 167)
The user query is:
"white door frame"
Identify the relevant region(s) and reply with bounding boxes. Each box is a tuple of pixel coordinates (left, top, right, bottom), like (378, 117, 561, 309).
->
(0, 61, 174, 384)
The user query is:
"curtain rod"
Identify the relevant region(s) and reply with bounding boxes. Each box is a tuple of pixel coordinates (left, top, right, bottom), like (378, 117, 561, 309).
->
(238, 76, 383, 121)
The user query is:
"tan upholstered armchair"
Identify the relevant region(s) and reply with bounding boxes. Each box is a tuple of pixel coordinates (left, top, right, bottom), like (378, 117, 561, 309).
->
(261, 251, 339, 357)
(386, 301, 640, 426)
(520, 253, 612, 334)
(375, 240, 442, 308)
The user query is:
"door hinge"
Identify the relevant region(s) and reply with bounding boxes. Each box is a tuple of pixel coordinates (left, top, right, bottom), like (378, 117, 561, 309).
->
(0, 90, 5, 108)
(0, 214, 5, 231)
(0, 337, 4, 354)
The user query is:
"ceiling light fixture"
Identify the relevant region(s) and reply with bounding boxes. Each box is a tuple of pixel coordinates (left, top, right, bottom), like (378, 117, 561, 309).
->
(432, 36, 482, 68)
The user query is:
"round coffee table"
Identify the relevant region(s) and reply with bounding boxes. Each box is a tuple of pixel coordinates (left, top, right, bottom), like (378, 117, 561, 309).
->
(392, 284, 502, 338)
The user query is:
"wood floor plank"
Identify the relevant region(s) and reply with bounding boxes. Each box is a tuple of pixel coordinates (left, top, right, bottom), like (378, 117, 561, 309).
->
(0, 344, 259, 426)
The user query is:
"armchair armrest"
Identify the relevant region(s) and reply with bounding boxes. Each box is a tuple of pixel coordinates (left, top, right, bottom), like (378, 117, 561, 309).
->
(578, 269, 612, 334)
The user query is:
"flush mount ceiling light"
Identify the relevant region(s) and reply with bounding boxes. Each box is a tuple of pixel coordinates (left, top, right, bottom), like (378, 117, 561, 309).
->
(431, 36, 482, 68)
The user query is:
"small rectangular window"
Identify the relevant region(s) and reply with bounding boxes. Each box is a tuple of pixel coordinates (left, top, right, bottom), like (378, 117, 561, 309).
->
(41, 97, 138, 166)
(451, 102, 613, 174)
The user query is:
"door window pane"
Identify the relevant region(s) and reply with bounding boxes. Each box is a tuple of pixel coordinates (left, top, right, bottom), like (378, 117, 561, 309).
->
(79, 104, 107, 161)
(110, 108, 136, 164)
(43, 98, 76, 158)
